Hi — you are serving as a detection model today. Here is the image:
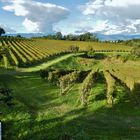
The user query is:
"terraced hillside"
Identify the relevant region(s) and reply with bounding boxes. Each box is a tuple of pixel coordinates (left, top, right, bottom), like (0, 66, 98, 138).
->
(0, 37, 132, 68)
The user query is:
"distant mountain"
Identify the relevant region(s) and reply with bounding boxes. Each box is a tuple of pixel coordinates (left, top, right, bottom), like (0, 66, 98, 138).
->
(96, 34, 140, 41)
(4, 33, 46, 38)
(4, 33, 140, 41)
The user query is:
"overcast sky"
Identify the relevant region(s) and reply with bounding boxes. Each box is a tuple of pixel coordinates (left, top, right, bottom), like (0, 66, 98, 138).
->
(0, 0, 140, 35)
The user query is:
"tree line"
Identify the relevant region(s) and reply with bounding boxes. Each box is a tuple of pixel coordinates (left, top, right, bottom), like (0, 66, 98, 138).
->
(0, 27, 99, 42)
(33, 32, 99, 42)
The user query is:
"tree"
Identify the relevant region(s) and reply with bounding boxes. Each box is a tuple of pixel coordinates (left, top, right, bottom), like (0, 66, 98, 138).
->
(56, 32, 62, 40)
(17, 34, 22, 38)
(0, 27, 5, 36)
(64, 34, 77, 41)
(69, 45, 79, 53)
(86, 46, 95, 58)
(78, 33, 99, 42)
(82, 32, 92, 41)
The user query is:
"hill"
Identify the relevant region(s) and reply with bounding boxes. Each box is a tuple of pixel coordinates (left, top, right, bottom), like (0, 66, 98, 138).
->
(0, 37, 140, 140)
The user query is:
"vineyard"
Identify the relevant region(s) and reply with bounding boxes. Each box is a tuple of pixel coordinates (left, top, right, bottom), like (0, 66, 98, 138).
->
(0, 37, 71, 67)
(1, 0, 140, 138)
(0, 37, 132, 68)
(38, 53, 140, 107)
(0, 37, 140, 140)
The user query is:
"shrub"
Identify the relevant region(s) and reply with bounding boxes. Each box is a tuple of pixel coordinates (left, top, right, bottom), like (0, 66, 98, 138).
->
(40, 70, 49, 79)
(48, 70, 63, 85)
(86, 46, 95, 58)
(131, 47, 140, 57)
(69, 45, 79, 53)
(0, 87, 13, 106)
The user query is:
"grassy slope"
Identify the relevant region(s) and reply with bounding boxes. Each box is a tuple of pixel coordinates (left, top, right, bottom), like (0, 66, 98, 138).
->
(1, 53, 140, 140)
(17, 53, 83, 72)
(0, 70, 140, 140)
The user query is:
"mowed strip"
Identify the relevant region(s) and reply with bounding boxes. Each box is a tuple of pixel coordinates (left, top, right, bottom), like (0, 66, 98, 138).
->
(18, 53, 83, 72)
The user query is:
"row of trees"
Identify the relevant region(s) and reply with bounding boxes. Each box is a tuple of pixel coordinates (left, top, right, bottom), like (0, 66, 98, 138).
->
(115, 39, 140, 47)
(38, 32, 99, 42)
(0, 27, 99, 42)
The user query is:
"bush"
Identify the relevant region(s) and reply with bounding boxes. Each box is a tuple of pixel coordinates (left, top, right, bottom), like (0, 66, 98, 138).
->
(86, 46, 95, 58)
(131, 47, 140, 57)
(69, 45, 79, 53)
(40, 69, 49, 79)
(0, 87, 14, 106)
(48, 70, 63, 85)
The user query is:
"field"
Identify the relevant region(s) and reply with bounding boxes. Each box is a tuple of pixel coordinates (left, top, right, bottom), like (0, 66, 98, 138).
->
(0, 38, 140, 140)
(0, 37, 132, 67)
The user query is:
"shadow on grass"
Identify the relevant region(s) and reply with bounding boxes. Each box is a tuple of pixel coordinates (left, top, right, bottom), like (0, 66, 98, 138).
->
(80, 53, 107, 60)
(1, 71, 140, 140)
(2, 88, 140, 140)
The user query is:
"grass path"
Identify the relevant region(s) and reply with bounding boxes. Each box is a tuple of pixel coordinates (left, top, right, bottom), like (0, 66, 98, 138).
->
(17, 53, 83, 72)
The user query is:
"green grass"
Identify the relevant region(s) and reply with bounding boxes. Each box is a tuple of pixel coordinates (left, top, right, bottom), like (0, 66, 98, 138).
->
(0, 68, 140, 140)
(0, 52, 140, 140)
(49, 53, 105, 71)
(17, 53, 84, 72)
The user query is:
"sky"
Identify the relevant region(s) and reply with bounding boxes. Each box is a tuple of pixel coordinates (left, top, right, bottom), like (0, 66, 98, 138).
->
(0, 0, 140, 35)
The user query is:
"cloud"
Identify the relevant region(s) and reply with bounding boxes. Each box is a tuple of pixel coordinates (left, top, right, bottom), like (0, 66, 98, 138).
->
(0, 24, 16, 33)
(2, 0, 70, 33)
(79, 0, 140, 35)
(22, 18, 39, 33)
